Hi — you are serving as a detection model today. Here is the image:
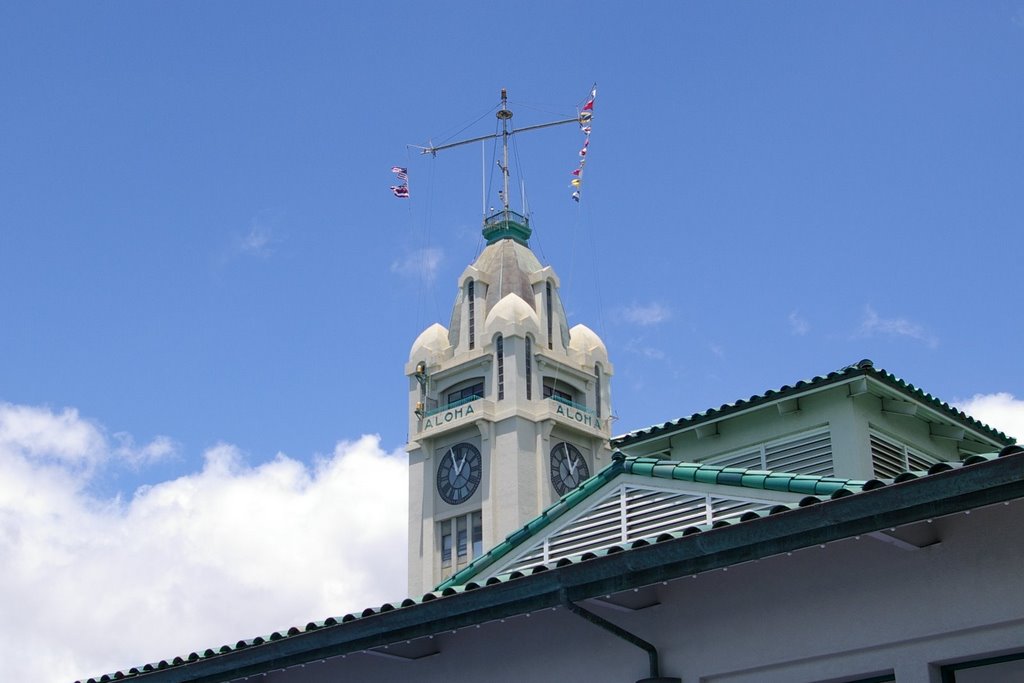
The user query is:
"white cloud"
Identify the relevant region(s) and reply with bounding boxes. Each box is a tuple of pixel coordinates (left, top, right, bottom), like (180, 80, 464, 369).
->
(788, 311, 809, 336)
(0, 403, 174, 475)
(859, 305, 938, 348)
(238, 224, 275, 256)
(620, 302, 671, 326)
(0, 404, 407, 683)
(113, 432, 177, 468)
(391, 247, 443, 284)
(624, 338, 665, 360)
(0, 403, 106, 468)
(955, 392, 1024, 442)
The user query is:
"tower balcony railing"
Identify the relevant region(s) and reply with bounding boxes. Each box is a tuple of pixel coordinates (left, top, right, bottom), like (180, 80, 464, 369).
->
(547, 395, 595, 416)
(482, 209, 531, 246)
(424, 394, 482, 417)
(483, 208, 529, 228)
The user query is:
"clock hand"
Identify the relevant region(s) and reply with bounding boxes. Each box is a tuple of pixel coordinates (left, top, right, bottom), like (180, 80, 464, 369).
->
(448, 447, 461, 477)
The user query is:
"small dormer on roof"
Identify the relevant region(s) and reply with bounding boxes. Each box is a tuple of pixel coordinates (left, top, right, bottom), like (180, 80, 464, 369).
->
(613, 359, 1013, 483)
(568, 323, 610, 369)
(408, 322, 452, 366)
(484, 293, 541, 339)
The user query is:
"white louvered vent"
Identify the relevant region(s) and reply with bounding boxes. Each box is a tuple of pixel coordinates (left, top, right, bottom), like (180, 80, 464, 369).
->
(624, 489, 708, 540)
(710, 496, 764, 523)
(871, 432, 940, 479)
(709, 448, 761, 470)
(544, 493, 622, 561)
(707, 429, 833, 476)
(500, 485, 776, 576)
(765, 430, 832, 475)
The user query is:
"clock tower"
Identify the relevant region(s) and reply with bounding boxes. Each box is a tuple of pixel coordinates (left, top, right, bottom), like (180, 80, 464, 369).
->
(405, 211, 613, 596)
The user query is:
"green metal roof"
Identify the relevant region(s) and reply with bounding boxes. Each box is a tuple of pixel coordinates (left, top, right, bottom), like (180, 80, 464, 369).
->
(436, 454, 873, 591)
(77, 446, 1024, 683)
(613, 359, 1014, 448)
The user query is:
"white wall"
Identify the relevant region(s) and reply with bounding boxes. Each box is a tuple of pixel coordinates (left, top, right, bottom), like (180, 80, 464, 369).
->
(273, 497, 1024, 682)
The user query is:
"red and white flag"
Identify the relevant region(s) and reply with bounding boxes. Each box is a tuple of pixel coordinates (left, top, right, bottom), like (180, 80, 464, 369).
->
(390, 184, 409, 198)
(582, 87, 596, 112)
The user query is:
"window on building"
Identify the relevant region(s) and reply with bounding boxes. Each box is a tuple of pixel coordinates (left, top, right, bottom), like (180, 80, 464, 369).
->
(595, 364, 602, 418)
(940, 651, 1024, 682)
(546, 281, 553, 350)
(471, 511, 483, 557)
(456, 515, 467, 560)
(543, 380, 575, 405)
(525, 337, 533, 400)
(496, 335, 504, 400)
(440, 520, 452, 568)
(467, 280, 476, 350)
(446, 380, 484, 406)
(439, 511, 484, 577)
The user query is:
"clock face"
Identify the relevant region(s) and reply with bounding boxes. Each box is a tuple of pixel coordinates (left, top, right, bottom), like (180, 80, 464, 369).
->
(436, 443, 482, 505)
(550, 442, 590, 496)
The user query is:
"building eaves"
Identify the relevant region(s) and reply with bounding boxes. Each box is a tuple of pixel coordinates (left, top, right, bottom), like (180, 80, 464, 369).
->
(78, 446, 1024, 683)
(612, 359, 1013, 448)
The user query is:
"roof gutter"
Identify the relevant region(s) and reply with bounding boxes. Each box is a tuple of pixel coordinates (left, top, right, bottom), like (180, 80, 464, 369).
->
(563, 596, 679, 683)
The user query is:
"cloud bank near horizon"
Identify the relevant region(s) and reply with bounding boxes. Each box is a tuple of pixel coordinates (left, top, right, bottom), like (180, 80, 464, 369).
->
(955, 392, 1024, 443)
(0, 403, 407, 683)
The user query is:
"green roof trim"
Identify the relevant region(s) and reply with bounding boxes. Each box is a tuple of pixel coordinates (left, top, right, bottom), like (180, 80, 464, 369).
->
(435, 456, 626, 591)
(613, 359, 1014, 448)
(436, 454, 873, 591)
(620, 457, 868, 496)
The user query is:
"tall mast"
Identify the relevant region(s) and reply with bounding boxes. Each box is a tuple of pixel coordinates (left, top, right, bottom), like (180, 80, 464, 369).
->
(497, 88, 513, 222)
(413, 88, 585, 246)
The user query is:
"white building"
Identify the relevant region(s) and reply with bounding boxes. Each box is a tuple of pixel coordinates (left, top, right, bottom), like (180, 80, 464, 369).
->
(80, 190, 1024, 683)
(405, 210, 612, 596)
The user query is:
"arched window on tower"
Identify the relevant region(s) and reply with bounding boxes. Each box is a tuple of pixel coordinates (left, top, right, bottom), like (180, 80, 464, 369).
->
(496, 334, 504, 400)
(467, 279, 476, 350)
(525, 336, 533, 400)
(595, 363, 602, 418)
(546, 281, 553, 350)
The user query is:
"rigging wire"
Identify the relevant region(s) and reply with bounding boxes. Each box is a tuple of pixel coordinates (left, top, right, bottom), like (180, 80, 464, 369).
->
(507, 99, 572, 119)
(433, 104, 500, 148)
(407, 143, 444, 328)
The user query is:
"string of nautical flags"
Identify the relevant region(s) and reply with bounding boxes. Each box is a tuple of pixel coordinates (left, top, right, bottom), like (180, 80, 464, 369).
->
(571, 85, 596, 202)
(390, 166, 409, 198)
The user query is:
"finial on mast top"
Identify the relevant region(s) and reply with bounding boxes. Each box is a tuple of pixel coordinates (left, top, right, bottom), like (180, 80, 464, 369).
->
(497, 88, 512, 120)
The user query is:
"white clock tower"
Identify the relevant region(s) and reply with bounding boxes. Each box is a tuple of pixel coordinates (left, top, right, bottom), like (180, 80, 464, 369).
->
(405, 211, 613, 597)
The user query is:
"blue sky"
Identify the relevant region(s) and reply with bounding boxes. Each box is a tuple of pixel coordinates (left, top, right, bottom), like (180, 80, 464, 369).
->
(2, 3, 1024, 680)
